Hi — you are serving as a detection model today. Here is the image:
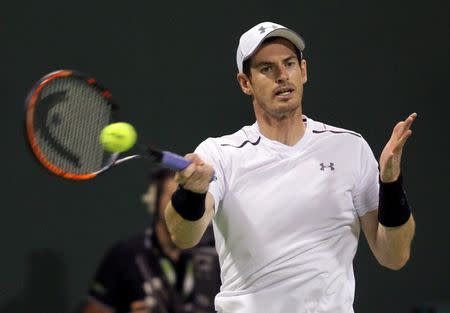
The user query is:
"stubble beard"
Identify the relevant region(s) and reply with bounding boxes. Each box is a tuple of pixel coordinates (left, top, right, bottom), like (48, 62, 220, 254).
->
(255, 96, 302, 122)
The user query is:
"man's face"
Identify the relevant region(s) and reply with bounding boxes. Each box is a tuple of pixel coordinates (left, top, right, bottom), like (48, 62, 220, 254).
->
(156, 177, 180, 261)
(142, 176, 180, 262)
(238, 38, 307, 120)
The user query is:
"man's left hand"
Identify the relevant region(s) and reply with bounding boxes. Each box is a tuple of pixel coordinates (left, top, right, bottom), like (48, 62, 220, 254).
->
(379, 113, 417, 182)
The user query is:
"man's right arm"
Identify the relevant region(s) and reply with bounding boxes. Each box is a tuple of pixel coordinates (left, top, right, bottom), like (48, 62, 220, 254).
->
(164, 153, 216, 249)
(165, 192, 215, 249)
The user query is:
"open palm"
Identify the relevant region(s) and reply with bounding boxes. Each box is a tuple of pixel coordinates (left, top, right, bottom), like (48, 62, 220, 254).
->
(379, 113, 417, 183)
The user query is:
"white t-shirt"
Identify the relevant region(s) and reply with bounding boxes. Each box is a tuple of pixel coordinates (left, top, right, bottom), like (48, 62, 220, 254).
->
(194, 116, 379, 313)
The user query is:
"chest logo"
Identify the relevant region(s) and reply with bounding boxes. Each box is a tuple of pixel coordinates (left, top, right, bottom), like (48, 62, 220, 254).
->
(320, 162, 335, 171)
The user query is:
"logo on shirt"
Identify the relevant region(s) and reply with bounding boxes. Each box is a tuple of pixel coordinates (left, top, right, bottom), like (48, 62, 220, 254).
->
(320, 162, 335, 171)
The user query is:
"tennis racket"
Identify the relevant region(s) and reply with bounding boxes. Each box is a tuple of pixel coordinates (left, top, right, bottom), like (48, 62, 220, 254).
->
(24, 69, 192, 180)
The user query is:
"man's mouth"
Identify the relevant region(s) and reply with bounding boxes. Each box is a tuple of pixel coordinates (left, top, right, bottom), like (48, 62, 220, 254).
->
(274, 86, 295, 97)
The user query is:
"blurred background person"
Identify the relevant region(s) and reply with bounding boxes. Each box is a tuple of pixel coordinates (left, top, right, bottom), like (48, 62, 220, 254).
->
(81, 168, 220, 313)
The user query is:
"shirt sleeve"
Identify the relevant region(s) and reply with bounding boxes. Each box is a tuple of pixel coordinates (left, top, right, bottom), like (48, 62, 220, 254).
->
(194, 138, 226, 213)
(352, 137, 380, 216)
(87, 243, 123, 309)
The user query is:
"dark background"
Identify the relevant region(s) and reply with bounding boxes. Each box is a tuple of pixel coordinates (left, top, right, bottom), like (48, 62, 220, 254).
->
(2, 1, 449, 312)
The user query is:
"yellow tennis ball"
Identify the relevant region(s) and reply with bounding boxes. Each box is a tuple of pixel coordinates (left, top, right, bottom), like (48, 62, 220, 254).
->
(99, 122, 137, 153)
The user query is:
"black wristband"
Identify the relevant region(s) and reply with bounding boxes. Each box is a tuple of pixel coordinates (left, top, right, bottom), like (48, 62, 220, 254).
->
(171, 186, 206, 221)
(378, 173, 411, 227)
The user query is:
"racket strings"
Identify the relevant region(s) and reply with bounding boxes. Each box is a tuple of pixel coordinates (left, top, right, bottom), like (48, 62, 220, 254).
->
(33, 77, 113, 174)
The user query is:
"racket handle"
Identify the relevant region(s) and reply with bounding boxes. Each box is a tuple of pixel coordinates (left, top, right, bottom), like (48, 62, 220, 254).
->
(161, 151, 216, 182)
(161, 151, 192, 170)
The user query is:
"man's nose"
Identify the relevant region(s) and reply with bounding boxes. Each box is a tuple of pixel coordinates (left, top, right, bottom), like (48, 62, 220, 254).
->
(276, 65, 289, 83)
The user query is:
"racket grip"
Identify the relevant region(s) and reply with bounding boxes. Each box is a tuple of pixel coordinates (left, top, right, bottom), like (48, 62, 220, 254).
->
(161, 151, 192, 170)
(161, 151, 216, 182)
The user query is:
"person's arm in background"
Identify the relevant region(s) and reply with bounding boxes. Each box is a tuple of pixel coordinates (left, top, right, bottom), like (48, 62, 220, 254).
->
(82, 300, 114, 313)
(165, 154, 216, 249)
(81, 244, 119, 313)
(361, 113, 417, 270)
(82, 300, 156, 313)
(81, 242, 132, 313)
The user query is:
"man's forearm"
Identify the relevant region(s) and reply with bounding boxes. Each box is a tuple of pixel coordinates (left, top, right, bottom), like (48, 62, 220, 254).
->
(164, 193, 214, 249)
(376, 214, 415, 270)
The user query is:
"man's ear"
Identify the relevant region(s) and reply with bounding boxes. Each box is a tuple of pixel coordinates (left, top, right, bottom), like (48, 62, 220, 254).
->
(142, 184, 157, 214)
(300, 59, 308, 84)
(237, 73, 253, 95)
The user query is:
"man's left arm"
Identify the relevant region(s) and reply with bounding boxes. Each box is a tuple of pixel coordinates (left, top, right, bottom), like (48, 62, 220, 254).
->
(361, 113, 417, 270)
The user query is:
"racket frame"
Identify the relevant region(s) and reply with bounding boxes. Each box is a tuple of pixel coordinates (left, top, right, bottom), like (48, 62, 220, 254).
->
(25, 69, 119, 180)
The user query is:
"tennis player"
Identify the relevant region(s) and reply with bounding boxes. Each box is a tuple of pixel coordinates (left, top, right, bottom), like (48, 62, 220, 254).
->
(165, 21, 416, 312)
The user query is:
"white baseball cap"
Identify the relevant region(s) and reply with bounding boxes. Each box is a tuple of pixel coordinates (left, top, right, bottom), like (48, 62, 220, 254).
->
(236, 21, 306, 73)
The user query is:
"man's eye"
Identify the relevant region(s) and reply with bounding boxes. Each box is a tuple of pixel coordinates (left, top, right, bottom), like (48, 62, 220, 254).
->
(260, 66, 271, 73)
(286, 60, 296, 67)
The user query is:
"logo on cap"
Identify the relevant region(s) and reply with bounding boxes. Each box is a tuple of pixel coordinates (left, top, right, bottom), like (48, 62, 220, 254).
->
(258, 24, 280, 34)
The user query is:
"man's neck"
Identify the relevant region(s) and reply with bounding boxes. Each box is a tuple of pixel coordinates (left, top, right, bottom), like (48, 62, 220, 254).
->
(256, 110, 306, 146)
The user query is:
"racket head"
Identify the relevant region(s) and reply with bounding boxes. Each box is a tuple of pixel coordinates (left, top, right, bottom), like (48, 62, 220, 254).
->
(25, 69, 119, 180)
